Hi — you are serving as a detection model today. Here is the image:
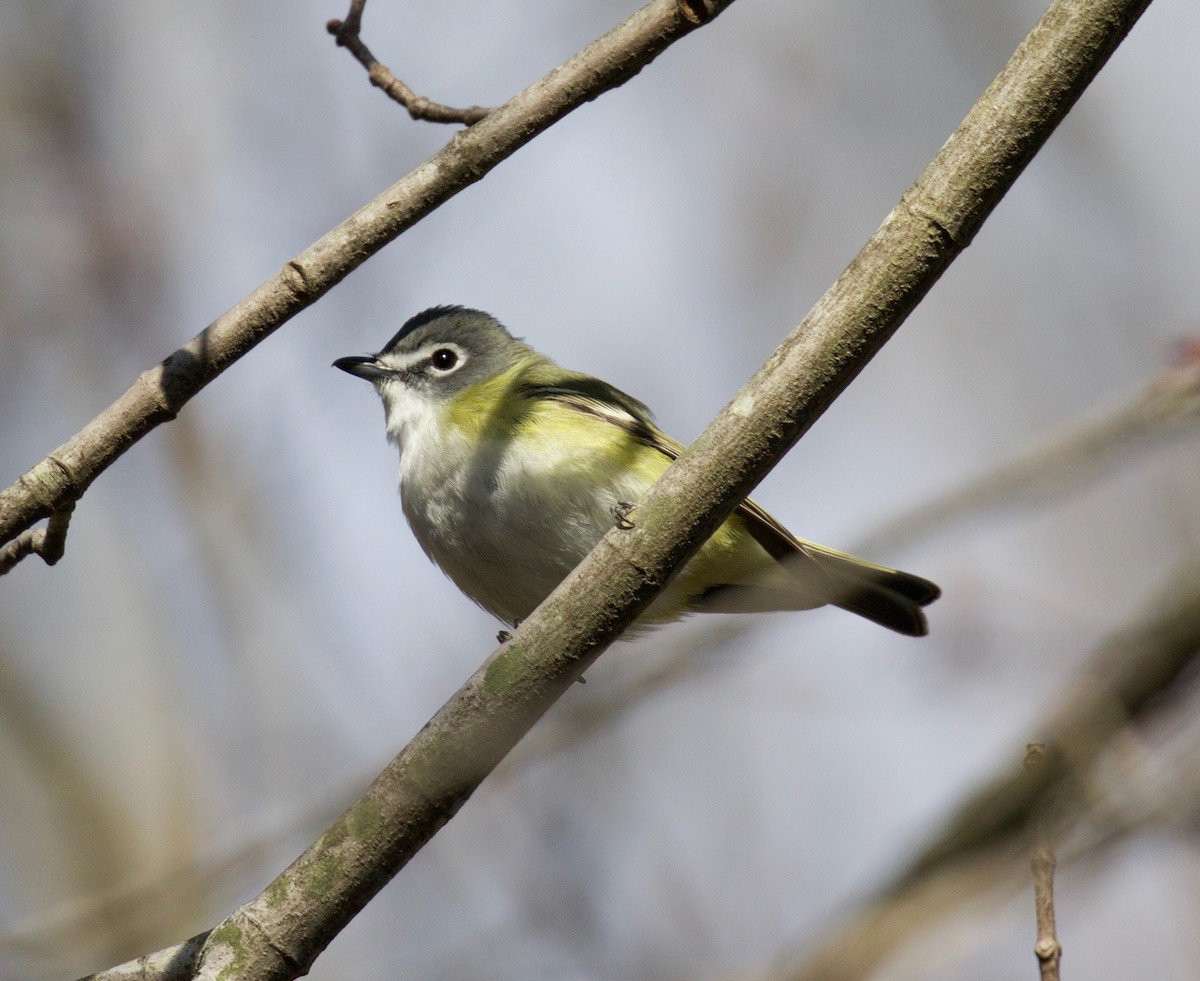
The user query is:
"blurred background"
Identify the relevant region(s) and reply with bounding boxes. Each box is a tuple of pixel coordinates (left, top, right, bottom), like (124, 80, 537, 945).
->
(2, 0, 1199, 978)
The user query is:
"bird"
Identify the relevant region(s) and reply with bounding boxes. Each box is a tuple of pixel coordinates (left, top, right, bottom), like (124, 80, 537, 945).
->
(334, 306, 939, 636)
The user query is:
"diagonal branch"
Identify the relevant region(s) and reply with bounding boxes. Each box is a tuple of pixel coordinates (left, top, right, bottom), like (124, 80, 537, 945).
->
(80, 0, 1153, 977)
(327, 0, 492, 124)
(0, 0, 735, 574)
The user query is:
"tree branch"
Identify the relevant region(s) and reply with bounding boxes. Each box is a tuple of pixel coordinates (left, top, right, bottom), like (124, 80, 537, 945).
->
(75, 0, 1153, 977)
(327, 0, 492, 124)
(0, 0, 735, 573)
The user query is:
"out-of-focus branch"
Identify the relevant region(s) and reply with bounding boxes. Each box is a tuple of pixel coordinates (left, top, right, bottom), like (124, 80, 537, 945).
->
(776, 560, 1200, 981)
(327, 0, 492, 124)
(858, 352, 1200, 556)
(0, 0, 736, 574)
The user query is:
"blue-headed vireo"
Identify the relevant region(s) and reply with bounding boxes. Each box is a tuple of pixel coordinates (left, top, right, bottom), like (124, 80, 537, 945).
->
(334, 306, 939, 636)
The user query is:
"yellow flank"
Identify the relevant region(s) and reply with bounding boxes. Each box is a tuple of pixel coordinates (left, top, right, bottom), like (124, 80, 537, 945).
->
(444, 365, 527, 442)
(446, 357, 665, 487)
(673, 514, 774, 603)
(527, 409, 656, 479)
(463, 359, 782, 611)
(442, 355, 785, 619)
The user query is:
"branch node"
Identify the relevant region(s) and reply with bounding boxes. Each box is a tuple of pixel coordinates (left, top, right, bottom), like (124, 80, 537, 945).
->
(1035, 937, 1062, 961)
(239, 908, 306, 976)
(901, 192, 961, 247)
(284, 259, 312, 299)
(677, 0, 719, 25)
(0, 501, 76, 575)
(39, 500, 76, 565)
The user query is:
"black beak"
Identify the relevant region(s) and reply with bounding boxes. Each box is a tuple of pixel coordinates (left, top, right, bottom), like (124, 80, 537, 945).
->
(333, 355, 390, 381)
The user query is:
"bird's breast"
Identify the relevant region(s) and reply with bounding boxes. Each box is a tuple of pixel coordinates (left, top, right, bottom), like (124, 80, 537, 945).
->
(397, 414, 661, 624)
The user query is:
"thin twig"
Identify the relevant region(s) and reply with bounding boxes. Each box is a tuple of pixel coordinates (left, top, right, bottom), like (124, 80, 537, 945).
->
(327, 0, 492, 124)
(1026, 743, 1063, 981)
(0, 501, 75, 574)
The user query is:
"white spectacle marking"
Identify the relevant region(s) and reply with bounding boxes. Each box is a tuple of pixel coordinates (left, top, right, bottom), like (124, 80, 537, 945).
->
(379, 342, 469, 377)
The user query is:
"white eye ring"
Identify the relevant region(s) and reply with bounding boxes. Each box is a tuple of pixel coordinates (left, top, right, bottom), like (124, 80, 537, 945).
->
(430, 347, 462, 373)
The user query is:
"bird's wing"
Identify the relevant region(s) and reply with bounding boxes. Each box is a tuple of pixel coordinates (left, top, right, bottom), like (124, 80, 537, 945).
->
(525, 376, 938, 634)
(526, 376, 807, 553)
(525, 377, 799, 542)
(521, 373, 667, 449)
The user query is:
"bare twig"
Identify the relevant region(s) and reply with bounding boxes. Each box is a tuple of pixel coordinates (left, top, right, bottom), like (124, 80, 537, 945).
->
(0, 501, 75, 573)
(327, 0, 492, 124)
(1026, 743, 1063, 981)
(0, 0, 734, 571)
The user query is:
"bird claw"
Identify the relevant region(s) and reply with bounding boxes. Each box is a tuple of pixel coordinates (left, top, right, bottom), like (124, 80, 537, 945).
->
(610, 501, 636, 529)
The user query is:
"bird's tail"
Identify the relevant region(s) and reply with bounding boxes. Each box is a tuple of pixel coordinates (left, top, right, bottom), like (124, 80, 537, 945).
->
(793, 541, 941, 636)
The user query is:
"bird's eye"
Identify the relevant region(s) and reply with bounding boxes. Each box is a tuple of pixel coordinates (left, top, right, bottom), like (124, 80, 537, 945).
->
(430, 348, 459, 372)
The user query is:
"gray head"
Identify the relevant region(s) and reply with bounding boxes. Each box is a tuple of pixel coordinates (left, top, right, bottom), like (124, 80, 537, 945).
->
(334, 306, 534, 445)
(334, 306, 530, 397)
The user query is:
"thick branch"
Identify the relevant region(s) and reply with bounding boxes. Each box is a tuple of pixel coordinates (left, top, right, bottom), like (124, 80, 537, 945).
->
(0, 0, 735, 568)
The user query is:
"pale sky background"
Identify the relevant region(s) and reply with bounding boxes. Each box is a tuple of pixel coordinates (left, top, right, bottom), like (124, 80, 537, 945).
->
(2, 1, 1200, 978)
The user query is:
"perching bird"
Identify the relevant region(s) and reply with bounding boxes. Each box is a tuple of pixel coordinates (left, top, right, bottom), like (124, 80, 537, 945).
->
(335, 306, 939, 636)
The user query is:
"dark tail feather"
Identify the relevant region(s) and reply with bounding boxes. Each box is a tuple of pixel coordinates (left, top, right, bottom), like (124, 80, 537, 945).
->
(807, 552, 941, 637)
(826, 576, 933, 636)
